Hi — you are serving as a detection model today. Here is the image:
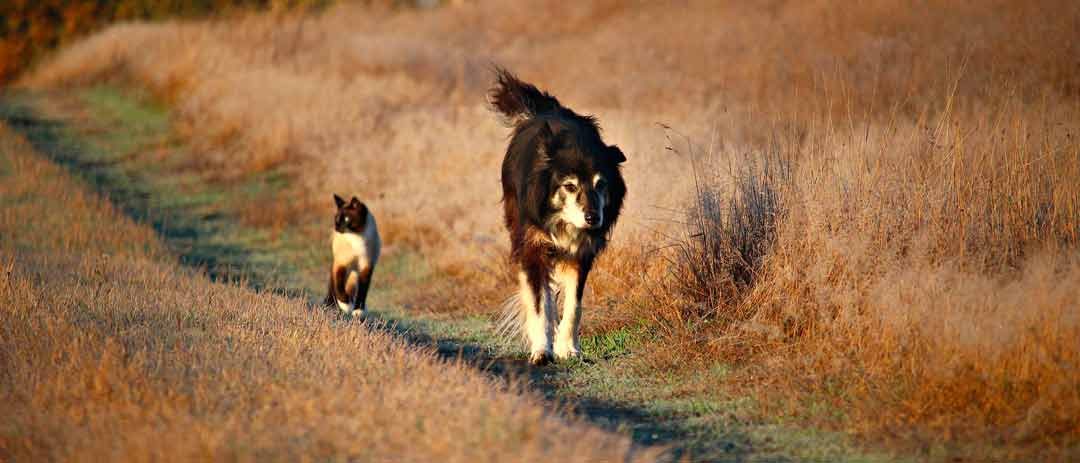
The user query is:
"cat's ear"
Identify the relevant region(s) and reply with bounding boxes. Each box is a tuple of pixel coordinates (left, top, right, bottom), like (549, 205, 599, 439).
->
(334, 194, 346, 208)
(349, 196, 361, 206)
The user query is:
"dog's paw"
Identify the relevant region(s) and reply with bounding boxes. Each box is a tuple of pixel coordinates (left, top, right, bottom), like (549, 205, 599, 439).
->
(554, 342, 581, 360)
(528, 350, 554, 366)
(555, 349, 581, 360)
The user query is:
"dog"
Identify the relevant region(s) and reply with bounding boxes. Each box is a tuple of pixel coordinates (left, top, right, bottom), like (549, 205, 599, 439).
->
(324, 194, 381, 319)
(489, 67, 627, 365)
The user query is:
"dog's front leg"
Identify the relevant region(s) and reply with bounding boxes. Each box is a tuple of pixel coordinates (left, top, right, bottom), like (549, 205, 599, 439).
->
(518, 267, 554, 366)
(553, 262, 583, 359)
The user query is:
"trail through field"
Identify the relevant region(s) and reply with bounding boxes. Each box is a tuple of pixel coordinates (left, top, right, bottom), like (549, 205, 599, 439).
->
(0, 97, 659, 463)
(0, 88, 889, 462)
(0, 88, 698, 460)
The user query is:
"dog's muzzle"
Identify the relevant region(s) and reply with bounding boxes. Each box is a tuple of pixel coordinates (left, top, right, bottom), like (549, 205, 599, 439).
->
(584, 211, 601, 229)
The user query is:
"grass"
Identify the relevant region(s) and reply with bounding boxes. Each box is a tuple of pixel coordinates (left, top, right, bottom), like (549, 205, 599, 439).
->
(580, 325, 644, 361)
(0, 86, 323, 295)
(0, 101, 648, 463)
(13, 0, 1080, 460)
(0, 83, 894, 461)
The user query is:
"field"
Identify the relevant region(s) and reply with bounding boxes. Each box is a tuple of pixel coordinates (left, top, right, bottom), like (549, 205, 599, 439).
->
(5, 0, 1080, 461)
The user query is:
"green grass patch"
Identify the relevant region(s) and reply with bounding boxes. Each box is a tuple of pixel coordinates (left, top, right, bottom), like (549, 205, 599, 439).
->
(581, 324, 645, 361)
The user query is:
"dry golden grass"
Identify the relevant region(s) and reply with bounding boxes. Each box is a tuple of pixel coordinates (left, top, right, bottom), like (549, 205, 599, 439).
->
(0, 125, 648, 461)
(651, 101, 1080, 455)
(20, 0, 1080, 456)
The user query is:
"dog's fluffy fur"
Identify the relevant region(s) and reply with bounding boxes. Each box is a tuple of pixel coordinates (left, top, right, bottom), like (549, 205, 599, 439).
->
(325, 194, 380, 319)
(489, 67, 626, 365)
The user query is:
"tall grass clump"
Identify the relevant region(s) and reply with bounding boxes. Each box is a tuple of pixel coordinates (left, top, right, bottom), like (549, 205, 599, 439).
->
(662, 146, 788, 331)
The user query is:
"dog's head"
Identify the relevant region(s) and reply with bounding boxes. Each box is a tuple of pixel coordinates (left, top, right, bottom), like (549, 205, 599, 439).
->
(524, 120, 626, 233)
(333, 194, 369, 234)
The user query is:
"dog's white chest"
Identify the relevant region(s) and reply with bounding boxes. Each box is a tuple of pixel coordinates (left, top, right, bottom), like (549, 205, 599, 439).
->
(550, 227, 587, 255)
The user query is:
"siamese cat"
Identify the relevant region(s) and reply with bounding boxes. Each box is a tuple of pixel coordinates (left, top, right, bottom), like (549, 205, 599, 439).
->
(324, 194, 380, 319)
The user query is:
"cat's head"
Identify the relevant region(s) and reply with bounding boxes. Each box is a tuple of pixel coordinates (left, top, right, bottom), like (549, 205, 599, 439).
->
(333, 194, 368, 234)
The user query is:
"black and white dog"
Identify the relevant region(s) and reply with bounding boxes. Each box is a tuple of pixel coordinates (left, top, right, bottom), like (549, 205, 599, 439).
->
(489, 68, 627, 365)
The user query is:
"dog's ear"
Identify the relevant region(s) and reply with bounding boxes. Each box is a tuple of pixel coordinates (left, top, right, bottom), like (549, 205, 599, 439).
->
(521, 167, 551, 226)
(515, 121, 558, 226)
(602, 170, 627, 235)
(607, 145, 626, 164)
(334, 194, 346, 208)
(535, 121, 555, 161)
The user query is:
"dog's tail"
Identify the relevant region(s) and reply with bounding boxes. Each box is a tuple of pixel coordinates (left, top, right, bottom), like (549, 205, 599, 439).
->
(488, 66, 562, 127)
(494, 293, 530, 348)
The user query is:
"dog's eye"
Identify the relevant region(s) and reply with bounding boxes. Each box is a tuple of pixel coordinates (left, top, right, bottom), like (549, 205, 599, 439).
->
(595, 179, 607, 191)
(563, 183, 578, 193)
(344, 217, 350, 223)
